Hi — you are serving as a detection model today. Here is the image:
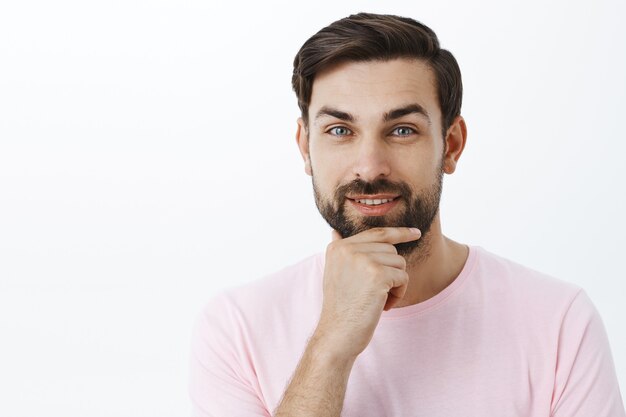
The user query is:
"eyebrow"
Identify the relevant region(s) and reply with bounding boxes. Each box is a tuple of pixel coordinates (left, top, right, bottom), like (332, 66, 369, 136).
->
(314, 103, 431, 126)
(384, 104, 431, 125)
(315, 106, 355, 123)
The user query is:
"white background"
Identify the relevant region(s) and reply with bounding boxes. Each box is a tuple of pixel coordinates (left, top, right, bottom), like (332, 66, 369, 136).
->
(1, 0, 625, 415)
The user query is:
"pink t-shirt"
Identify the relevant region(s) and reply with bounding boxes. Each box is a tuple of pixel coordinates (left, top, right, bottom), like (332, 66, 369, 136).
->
(190, 246, 625, 416)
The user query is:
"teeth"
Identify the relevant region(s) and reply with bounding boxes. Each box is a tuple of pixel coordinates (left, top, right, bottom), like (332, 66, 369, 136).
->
(356, 198, 393, 205)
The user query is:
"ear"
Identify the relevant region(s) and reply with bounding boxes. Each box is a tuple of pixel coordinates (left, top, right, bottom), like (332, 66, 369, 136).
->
(442, 115, 467, 175)
(296, 118, 312, 176)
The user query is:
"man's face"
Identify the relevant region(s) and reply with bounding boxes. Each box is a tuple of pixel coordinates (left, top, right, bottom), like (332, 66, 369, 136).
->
(297, 58, 453, 257)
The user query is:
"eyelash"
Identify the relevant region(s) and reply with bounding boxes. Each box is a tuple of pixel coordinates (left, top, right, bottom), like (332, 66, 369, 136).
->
(327, 126, 353, 136)
(391, 126, 417, 137)
(325, 126, 418, 137)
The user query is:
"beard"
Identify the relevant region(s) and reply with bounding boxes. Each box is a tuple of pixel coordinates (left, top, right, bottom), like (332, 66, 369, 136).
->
(312, 166, 443, 258)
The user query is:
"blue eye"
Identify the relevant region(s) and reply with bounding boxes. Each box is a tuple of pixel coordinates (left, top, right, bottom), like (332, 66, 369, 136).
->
(328, 126, 352, 136)
(392, 126, 415, 136)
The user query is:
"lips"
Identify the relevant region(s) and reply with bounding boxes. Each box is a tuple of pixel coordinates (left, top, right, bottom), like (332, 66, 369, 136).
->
(351, 197, 397, 206)
(347, 194, 400, 206)
(347, 195, 400, 216)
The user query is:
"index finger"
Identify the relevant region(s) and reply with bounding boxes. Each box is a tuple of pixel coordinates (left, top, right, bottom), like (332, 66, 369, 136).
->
(347, 227, 421, 245)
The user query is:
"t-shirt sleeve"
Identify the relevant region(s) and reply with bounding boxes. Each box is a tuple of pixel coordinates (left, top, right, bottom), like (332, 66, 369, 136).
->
(189, 294, 271, 417)
(550, 289, 626, 417)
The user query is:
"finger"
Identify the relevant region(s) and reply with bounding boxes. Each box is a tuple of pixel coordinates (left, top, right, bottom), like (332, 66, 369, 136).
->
(376, 265, 409, 293)
(384, 292, 404, 311)
(331, 229, 343, 242)
(366, 252, 406, 270)
(348, 227, 421, 245)
(388, 283, 408, 300)
(353, 242, 398, 254)
(383, 286, 408, 311)
(384, 278, 409, 311)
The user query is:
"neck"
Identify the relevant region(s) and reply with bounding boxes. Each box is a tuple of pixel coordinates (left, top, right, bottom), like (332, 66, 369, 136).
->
(395, 213, 468, 308)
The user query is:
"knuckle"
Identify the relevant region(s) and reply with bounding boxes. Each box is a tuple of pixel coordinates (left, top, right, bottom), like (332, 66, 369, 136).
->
(326, 241, 338, 254)
(341, 244, 357, 257)
(352, 252, 367, 265)
(327, 241, 347, 258)
(362, 257, 376, 271)
(364, 259, 382, 278)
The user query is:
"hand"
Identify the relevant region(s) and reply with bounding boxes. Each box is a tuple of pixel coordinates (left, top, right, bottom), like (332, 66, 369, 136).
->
(313, 227, 421, 360)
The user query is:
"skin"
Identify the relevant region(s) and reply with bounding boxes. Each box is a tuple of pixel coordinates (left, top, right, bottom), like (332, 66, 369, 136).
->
(274, 58, 469, 417)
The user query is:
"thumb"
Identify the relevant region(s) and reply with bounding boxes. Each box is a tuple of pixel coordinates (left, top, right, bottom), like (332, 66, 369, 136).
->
(331, 229, 343, 242)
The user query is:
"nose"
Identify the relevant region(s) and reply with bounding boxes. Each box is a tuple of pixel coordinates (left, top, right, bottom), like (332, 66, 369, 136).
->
(351, 136, 391, 182)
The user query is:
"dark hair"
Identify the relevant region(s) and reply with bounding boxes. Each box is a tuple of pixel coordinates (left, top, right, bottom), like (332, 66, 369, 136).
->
(292, 13, 463, 136)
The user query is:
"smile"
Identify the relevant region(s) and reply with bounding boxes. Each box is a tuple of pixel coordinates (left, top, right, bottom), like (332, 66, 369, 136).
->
(353, 198, 395, 206)
(347, 195, 400, 216)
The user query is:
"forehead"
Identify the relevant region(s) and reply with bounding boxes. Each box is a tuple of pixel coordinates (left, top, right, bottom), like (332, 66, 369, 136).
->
(309, 58, 440, 124)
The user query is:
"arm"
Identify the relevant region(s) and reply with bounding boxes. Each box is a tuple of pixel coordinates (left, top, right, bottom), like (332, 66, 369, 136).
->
(550, 290, 626, 417)
(273, 227, 421, 417)
(273, 331, 356, 417)
(189, 227, 420, 417)
(189, 296, 271, 417)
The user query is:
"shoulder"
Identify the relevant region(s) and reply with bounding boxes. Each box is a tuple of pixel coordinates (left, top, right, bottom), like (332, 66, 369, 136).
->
(469, 247, 608, 357)
(473, 245, 581, 296)
(192, 253, 325, 378)
(471, 246, 583, 317)
(200, 252, 324, 324)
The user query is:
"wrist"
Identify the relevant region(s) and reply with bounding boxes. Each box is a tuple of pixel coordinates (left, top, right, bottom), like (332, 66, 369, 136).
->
(309, 326, 359, 366)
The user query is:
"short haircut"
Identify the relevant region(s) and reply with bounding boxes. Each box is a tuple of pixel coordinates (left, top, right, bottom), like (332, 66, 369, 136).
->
(292, 12, 463, 137)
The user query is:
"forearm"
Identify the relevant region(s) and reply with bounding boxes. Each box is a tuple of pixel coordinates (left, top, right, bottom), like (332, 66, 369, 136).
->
(275, 228, 415, 416)
(273, 333, 356, 417)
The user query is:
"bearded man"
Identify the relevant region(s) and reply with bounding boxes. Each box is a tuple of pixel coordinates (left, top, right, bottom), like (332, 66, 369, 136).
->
(190, 13, 625, 417)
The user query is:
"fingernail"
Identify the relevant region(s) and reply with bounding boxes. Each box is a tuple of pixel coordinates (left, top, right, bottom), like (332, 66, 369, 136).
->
(410, 228, 421, 235)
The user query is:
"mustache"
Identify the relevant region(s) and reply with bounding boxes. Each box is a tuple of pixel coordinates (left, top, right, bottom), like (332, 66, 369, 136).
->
(334, 178, 413, 201)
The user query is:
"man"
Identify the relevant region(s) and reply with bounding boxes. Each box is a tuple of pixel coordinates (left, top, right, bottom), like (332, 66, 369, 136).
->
(190, 13, 625, 416)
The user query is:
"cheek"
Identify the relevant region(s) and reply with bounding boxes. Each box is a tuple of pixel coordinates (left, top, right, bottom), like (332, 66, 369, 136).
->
(393, 148, 441, 182)
(309, 144, 348, 182)
(311, 164, 337, 195)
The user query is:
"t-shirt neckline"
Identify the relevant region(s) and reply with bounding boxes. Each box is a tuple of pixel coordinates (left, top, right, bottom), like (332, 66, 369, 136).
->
(317, 245, 479, 320)
(380, 245, 478, 319)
